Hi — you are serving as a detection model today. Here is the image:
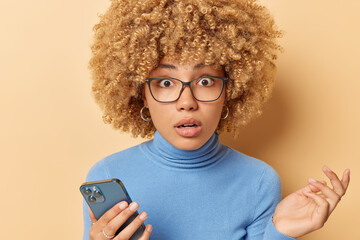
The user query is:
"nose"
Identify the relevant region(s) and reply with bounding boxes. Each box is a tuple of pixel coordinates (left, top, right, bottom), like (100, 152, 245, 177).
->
(176, 85, 198, 111)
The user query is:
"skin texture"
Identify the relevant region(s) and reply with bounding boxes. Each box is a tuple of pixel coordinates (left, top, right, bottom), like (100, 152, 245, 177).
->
(142, 57, 226, 150)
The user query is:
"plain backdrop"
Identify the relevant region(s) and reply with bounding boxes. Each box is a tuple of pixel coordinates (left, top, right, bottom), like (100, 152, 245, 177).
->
(0, 0, 359, 239)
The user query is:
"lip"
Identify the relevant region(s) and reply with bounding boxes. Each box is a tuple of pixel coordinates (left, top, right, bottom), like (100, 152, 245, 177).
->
(174, 118, 202, 128)
(174, 118, 202, 137)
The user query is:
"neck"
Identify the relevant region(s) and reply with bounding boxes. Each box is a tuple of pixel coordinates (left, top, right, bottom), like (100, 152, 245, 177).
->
(142, 131, 227, 170)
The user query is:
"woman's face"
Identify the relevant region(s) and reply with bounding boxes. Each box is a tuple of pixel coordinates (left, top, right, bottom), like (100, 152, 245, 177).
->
(143, 57, 226, 150)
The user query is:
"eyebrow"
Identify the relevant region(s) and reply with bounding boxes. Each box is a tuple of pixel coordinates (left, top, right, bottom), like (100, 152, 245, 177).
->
(158, 63, 205, 70)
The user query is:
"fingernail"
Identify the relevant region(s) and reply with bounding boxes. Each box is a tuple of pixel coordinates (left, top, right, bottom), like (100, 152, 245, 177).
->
(309, 178, 317, 183)
(119, 202, 128, 210)
(146, 224, 152, 232)
(324, 165, 332, 172)
(139, 212, 148, 220)
(129, 202, 139, 211)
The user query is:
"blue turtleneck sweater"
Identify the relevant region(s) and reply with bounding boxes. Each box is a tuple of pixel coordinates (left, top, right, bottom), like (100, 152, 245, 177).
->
(83, 131, 294, 240)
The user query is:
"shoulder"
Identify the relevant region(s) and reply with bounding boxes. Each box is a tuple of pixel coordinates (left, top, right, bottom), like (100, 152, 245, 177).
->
(225, 145, 280, 179)
(85, 143, 145, 182)
(222, 145, 281, 192)
(224, 146, 282, 205)
(102, 143, 143, 164)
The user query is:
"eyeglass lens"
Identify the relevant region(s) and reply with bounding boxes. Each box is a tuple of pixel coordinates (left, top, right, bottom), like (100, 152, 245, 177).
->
(148, 77, 224, 102)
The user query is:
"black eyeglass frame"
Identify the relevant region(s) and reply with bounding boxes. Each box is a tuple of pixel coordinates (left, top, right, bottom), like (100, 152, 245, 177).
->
(145, 76, 227, 103)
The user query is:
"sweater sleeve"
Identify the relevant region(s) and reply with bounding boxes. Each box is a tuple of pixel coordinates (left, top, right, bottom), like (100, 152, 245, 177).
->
(245, 165, 295, 240)
(82, 159, 111, 240)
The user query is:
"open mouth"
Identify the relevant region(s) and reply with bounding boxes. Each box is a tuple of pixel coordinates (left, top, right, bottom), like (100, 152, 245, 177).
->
(174, 118, 202, 137)
(177, 124, 198, 128)
(174, 118, 201, 129)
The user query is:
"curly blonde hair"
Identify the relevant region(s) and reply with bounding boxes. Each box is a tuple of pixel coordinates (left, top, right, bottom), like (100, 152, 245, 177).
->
(89, 0, 282, 138)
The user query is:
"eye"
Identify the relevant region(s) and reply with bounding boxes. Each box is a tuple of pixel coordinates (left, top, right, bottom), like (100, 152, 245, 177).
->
(158, 79, 174, 88)
(197, 77, 214, 87)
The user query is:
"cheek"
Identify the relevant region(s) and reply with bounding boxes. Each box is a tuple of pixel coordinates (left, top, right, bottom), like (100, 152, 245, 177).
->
(212, 106, 223, 124)
(145, 98, 173, 128)
(201, 102, 224, 127)
(213, 95, 225, 116)
(209, 98, 226, 126)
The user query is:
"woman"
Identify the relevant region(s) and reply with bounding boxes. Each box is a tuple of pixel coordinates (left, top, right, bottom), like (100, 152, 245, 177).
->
(83, 0, 350, 239)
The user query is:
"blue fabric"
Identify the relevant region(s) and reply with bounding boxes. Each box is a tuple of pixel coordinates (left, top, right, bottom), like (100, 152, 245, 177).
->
(83, 131, 295, 240)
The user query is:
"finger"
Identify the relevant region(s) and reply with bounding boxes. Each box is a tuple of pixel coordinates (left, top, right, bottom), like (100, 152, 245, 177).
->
(102, 201, 132, 236)
(115, 209, 148, 239)
(302, 179, 327, 192)
(341, 169, 351, 192)
(306, 183, 327, 198)
(309, 178, 340, 200)
(308, 182, 322, 192)
(106, 202, 141, 239)
(88, 206, 97, 224)
(303, 191, 329, 229)
(137, 224, 152, 240)
(303, 191, 329, 212)
(308, 178, 340, 211)
(322, 166, 345, 196)
(98, 201, 129, 226)
(299, 184, 326, 199)
(298, 182, 319, 195)
(317, 181, 327, 197)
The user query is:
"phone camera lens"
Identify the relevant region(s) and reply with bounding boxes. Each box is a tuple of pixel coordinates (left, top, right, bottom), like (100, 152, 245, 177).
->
(88, 195, 96, 203)
(93, 191, 101, 198)
(83, 188, 91, 195)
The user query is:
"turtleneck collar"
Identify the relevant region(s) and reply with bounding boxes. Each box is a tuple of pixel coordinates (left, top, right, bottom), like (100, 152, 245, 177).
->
(141, 131, 227, 171)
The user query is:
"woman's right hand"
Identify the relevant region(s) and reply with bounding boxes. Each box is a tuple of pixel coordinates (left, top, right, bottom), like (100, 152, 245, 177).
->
(273, 167, 350, 238)
(89, 201, 152, 240)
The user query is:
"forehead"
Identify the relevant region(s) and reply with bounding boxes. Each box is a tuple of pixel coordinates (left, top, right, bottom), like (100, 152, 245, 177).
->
(154, 56, 223, 72)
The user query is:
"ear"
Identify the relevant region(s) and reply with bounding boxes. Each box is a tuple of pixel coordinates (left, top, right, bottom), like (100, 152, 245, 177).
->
(142, 87, 149, 108)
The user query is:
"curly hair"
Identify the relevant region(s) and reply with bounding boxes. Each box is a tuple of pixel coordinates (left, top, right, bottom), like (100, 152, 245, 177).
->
(89, 0, 282, 138)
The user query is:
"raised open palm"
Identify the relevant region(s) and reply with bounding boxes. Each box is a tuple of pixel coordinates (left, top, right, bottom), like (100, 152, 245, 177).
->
(273, 166, 350, 238)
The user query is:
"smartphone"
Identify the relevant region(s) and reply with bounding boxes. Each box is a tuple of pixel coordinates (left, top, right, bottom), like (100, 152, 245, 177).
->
(80, 178, 145, 239)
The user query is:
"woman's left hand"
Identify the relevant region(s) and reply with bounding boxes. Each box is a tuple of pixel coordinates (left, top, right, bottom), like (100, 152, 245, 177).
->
(272, 166, 350, 238)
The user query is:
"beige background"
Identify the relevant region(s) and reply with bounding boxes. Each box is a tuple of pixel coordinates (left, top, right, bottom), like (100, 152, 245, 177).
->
(0, 0, 359, 239)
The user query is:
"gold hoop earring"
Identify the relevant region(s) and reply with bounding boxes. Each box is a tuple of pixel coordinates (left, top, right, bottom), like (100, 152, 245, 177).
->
(140, 106, 151, 122)
(221, 106, 229, 120)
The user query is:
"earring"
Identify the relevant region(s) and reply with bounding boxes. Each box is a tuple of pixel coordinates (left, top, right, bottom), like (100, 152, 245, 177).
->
(221, 106, 229, 120)
(140, 106, 151, 122)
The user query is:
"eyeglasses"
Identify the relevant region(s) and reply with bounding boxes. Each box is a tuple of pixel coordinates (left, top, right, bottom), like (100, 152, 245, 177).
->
(145, 76, 227, 103)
